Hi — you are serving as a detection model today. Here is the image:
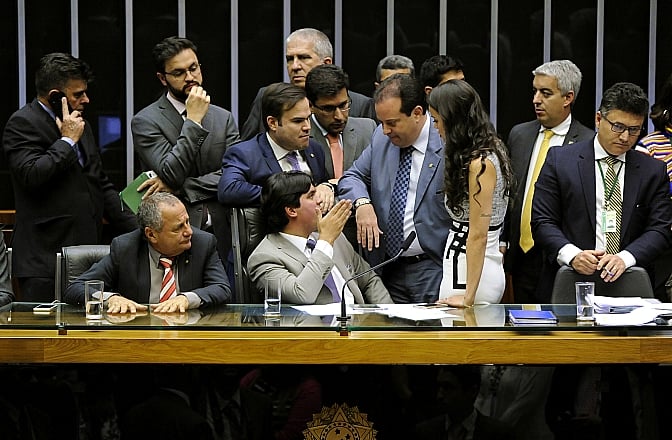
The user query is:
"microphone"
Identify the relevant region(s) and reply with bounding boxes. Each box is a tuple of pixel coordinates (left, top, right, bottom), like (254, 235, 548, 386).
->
(336, 231, 417, 335)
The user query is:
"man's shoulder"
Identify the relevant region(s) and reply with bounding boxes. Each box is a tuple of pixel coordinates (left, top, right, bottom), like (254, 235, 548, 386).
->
(346, 116, 377, 132)
(225, 134, 265, 155)
(191, 227, 216, 244)
(508, 120, 540, 137)
(133, 97, 168, 121)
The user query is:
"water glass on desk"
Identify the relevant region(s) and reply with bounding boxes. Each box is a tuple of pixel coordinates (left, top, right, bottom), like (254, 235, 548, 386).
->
(264, 279, 281, 316)
(575, 281, 595, 325)
(84, 280, 104, 320)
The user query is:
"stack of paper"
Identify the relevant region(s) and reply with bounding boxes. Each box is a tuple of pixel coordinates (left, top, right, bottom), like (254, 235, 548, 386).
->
(508, 309, 558, 326)
(592, 296, 652, 314)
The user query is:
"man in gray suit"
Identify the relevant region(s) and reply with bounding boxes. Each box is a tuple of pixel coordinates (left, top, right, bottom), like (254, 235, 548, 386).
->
(503, 60, 594, 303)
(248, 171, 392, 305)
(131, 36, 240, 261)
(339, 74, 449, 303)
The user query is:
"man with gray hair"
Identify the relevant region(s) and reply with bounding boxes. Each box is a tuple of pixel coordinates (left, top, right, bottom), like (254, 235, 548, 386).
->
(240, 28, 375, 140)
(64, 192, 230, 312)
(503, 59, 595, 303)
(374, 54, 415, 88)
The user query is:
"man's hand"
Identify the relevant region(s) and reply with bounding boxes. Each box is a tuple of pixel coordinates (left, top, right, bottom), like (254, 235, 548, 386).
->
(151, 295, 189, 313)
(107, 295, 148, 314)
(596, 254, 626, 282)
(55, 97, 85, 143)
(184, 86, 210, 125)
(138, 175, 172, 198)
(317, 199, 352, 244)
(570, 249, 605, 275)
(355, 203, 382, 251)
(315, 184, 335, 213)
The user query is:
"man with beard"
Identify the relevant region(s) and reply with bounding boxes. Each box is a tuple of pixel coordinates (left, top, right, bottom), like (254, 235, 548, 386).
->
(2, 52, 136, 301)
(132, 36, 240, 262)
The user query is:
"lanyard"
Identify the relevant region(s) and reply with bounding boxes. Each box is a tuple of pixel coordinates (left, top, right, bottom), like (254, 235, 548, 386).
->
(597, 158, 623, 206)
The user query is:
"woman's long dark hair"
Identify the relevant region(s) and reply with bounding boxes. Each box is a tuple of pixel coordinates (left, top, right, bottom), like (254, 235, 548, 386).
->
(427, 80, 513, 216)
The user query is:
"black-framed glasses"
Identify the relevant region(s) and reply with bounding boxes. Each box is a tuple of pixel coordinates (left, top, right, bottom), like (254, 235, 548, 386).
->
(312, 97, 352, 114)
(602, 114, 642, 137)
(163, 63, 201, 80)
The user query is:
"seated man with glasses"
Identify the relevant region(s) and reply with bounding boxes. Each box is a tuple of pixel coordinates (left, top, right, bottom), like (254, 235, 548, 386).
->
(532, 82, 672, 295)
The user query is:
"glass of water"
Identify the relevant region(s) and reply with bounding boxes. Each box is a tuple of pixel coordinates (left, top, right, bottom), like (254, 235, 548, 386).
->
(84, 280, 104, 320)
(575, 281, 595, 325)
(264, 279, 281, 316)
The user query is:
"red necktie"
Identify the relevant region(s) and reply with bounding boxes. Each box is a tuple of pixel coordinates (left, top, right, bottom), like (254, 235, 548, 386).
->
(326, 133, 344, 178)
(159, 257, 176, 302)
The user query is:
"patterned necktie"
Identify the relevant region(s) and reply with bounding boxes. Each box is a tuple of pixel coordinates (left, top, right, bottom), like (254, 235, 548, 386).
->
(159, 257, 176, 302)
(604, 156, 622, 254)
(326, 132, 344, 178)
(73, 143, 85, 166)
(387, 146, 414, 256)
(520, 129, 554, 252)
(285, 151, 301, 171)
(306, 238, 341, 302)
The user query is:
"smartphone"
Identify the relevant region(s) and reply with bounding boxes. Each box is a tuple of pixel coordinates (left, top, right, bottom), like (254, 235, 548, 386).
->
(48, 91, 67, 119)
(352, 304, 383, 310)
(413, 303, 450, 309)
(33, 303, 58, 315)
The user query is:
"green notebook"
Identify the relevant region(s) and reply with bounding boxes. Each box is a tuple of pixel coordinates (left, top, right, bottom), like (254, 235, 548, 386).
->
(119, 171, 157, 213)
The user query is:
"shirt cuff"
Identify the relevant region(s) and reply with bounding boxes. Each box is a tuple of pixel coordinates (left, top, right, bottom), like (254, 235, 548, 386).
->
(181, 292, 202, 309)
(60, 136, 75, 146)
(314, 239, 334, 258)
(557, 243, 582, 266)
(616, 250, 636, 269)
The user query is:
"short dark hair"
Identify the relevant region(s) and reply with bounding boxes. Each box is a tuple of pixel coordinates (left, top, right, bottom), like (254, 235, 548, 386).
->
(137, 192, 182, 231)
(376, 55, 415, 82)
(35, 53, 93, 97)
(305, 64, 349, 103)
(261, 83, 307, 131)
(419, 55, 464, 89)
(599, 82, 649, 119)
(152, 36, 198, 73)
(650, 73, 672, 131)
(374, 73, 426, 114)
(261, 171, 313, 234)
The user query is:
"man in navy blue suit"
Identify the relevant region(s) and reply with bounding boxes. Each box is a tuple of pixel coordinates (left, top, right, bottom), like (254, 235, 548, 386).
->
(218, 82, 331, 211)
(532, 82, 672, 297)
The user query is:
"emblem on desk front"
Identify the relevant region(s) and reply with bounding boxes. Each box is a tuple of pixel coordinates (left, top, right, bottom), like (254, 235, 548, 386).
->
(303, 403, 376, 439)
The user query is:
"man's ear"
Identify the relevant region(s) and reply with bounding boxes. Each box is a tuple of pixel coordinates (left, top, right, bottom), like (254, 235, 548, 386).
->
(267, 116, 278, 131)
(285, 206, 298, 219)
(323, 57, 333, 65)
(156, 72, 167, 87)
(145, 226, 158, 243)
(564, 91, 575, 108)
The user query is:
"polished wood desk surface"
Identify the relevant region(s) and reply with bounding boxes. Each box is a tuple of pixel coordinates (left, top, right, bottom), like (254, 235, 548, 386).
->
(0, 303, 670, 365)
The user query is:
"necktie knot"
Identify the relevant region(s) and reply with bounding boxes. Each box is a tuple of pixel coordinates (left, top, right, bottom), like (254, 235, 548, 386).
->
(306, 238, 317, 252)
(542, 129, 554, 141)
(285, 151, 301, 171)
(604, 155, 619, 167)
(159, 256, 174, 269)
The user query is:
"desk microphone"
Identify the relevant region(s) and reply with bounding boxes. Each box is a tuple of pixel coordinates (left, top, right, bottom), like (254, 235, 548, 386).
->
(336, 231, 417, 335)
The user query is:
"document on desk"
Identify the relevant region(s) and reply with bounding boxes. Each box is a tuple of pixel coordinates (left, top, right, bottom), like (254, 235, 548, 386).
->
(290, 304, 459, 320)
(595, 306, 663, 326)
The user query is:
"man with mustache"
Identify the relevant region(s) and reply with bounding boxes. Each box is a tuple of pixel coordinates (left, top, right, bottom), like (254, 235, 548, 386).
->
(132, 36, 240, 262)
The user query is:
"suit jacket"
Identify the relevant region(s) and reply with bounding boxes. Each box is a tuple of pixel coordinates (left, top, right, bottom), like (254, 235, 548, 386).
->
(503, 118, 594, 272)
(338, 123, 450, 266)
(247, 233, 392, 305)
(63, 228, 231, 306)
(0, 234, 14, 306)
(532, 139, 672, 293)
(240, 85, 376, 141)
(218, 133, 328, 206)
(310, 116, 376, 179)
(131, 94, 240, 215)
(2, 99, 136, 278)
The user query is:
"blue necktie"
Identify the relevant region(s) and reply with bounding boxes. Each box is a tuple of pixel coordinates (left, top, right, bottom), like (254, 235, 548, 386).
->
(285, 151, 301, 171)
(73, 143, 84, 166)
(306, 238, 341, 302)
(387, 146, 413, 255)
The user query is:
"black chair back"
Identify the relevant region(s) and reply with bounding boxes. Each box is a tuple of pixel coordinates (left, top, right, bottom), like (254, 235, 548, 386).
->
(56, 245, 110, 301)
(230, 207, 265, 303)
(550, 266, 653, 304)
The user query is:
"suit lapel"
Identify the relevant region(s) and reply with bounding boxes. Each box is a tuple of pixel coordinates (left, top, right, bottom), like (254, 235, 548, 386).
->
(514, 122, 541, 182)
(310, 125, 334, 177)
(269, 234, 308, 265)
(300, 145, 322, 181)
(259, 135, 284, 174)
(332, 245, 365, 303)
(137, 243, 151, 303)
(414, 127, 442, 208)
(577, 144, 597, 234)
(158, 94, 184, 134)
(342, 123, 357, 171)
(621, 151, 641, 237)
(564, 119, 593, 146)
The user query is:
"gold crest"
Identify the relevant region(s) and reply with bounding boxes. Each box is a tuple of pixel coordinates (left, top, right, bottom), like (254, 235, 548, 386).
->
(303, 403, 376, 440)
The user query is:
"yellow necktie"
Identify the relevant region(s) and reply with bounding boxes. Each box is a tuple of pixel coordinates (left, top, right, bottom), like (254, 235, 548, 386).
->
(519, 129, 554, 252)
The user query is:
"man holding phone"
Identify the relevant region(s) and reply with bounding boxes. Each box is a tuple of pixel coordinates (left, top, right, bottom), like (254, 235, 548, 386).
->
(2, 52, 136, 301)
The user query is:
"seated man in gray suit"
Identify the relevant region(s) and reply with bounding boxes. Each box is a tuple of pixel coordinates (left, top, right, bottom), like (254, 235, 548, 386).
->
(248, 171, 392, 305)
(65, 193, 231, 313)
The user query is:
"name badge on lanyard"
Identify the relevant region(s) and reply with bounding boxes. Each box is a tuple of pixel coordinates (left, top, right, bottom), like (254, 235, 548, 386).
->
(603, 209, 618, 233)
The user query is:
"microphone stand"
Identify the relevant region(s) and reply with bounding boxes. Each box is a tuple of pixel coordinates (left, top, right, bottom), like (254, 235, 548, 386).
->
(336, 231, 416, 336)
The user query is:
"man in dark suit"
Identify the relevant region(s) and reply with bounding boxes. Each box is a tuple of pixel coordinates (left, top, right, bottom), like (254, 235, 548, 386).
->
(504, 60, 595, 303)
(248, 171, 392, 305)
(239, 28, 375, 140)
(218, 83, 330, 209)
(2, 52, 136, 301)
(339, 74, 450, 303)
(64, 193, 230, 312)
(532, 82, 672, 297)
(131, 36, 240, 261)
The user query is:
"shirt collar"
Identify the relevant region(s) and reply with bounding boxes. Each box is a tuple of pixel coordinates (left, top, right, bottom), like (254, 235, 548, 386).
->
(540, 114, 572, 136)
(38, 100, 57, 120)
(593, 137, 627, 163)
(266, 132, 301, 162)
(165, 92, 187, 116)
(279, 231, 318, 253)
(148, 244, 167, 268)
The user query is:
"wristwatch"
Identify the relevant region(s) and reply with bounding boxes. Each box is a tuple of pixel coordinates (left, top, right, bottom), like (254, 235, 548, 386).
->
(354, 198, 372, 210)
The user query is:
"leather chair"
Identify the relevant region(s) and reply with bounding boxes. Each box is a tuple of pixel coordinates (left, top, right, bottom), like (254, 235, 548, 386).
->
(230, 207, 265, 303)
(55, 245, 110, 301)
(550, 266, 654, 304)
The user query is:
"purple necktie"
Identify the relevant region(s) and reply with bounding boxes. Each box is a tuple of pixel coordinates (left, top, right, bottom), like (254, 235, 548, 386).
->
(306, 238, 340, 302)
(285, 151, 301, 171)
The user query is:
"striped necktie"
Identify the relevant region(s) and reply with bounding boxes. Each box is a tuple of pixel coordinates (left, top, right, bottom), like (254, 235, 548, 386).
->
(159, 257, 177, 302)
(604, 156, 622, 254)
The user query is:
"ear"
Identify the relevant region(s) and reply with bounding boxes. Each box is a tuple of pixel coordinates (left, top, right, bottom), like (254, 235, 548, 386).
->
(563, 91, 575, 108)
(323, 57, 333, 65)
(424, 86, 433, 96)
(145, 226, 158, 244)
(412, 105, 424, 119)
(157, 72, 167, 87)
(285, 206, 298, 219)
(267, 115, 278, 131)
(595, 111, 602, 129)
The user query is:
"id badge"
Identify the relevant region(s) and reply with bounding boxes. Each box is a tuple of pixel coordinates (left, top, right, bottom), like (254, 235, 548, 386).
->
(603, 210, 618, 232)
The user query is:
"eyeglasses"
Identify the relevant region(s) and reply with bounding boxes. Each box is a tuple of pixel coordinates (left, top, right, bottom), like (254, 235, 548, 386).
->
(312, 98, 352, 114)
(163, 63, 201, 80)
(602, 114, 642, 137)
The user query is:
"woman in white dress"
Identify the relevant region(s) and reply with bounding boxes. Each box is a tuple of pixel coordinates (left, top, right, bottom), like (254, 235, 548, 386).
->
(427, 80, 513, 307)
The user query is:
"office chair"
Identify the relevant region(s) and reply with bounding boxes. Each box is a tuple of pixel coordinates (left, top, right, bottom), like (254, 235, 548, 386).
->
(230, 207, 265, 303)
(550, 265, 654, 304)
(55, 245, 110, 301)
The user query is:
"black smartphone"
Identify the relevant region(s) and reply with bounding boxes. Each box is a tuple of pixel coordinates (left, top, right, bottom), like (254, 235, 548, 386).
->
(48, 91, 67, 119)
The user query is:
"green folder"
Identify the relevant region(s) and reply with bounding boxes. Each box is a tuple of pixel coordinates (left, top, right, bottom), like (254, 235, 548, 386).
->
(119, 171, 156, 214)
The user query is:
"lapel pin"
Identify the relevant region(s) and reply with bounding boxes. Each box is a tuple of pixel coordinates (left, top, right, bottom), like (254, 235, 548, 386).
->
(310, 153, 315, 158)
(428, 163, 434, 168)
